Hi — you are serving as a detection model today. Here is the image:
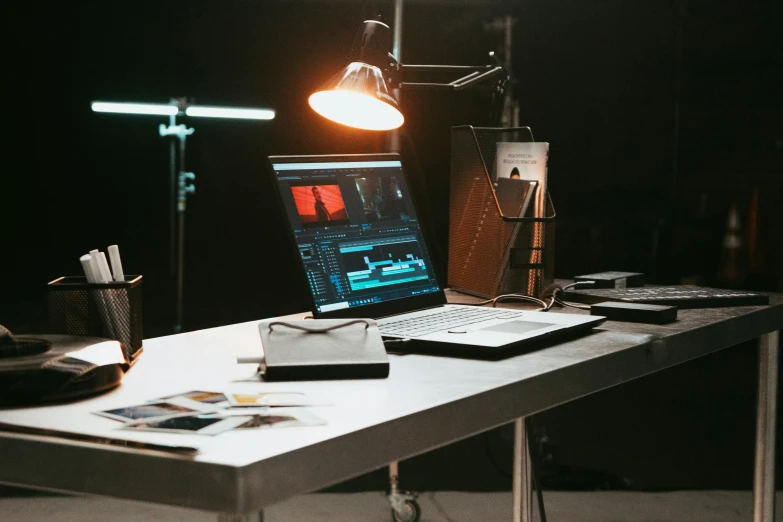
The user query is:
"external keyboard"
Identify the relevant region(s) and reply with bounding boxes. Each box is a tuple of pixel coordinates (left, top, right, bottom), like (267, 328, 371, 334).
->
(564, 284, 769, 309)
(379, 307, 526, 338)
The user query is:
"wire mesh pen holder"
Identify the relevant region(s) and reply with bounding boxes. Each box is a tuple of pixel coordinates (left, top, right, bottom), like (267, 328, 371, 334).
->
(47, 275, 144, 366)
(449, 126, 555, 299)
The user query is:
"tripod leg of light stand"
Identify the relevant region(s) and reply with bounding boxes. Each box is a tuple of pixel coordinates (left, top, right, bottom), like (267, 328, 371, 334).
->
(174, 132, 186, 334)
(175, 209, 185, 333)
(173, 130, 195, 334)
(168, 115, 177, 278)
(159, 117, 193, 334)
(174, 167, 196, 333)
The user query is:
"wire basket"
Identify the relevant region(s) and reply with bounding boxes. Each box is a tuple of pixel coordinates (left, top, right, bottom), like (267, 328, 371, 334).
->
(449, 126, 555, 298)
(47, 275, 143, 366)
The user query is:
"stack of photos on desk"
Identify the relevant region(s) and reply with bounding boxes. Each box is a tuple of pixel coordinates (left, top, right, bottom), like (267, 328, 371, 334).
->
(93, 390, 326, 435)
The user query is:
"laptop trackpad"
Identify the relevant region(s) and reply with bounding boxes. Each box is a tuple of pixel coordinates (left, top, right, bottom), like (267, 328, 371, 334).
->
(480, 320, 556, 335)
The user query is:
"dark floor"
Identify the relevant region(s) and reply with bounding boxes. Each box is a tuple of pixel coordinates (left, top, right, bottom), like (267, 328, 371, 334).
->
(2, 491, 781, 521)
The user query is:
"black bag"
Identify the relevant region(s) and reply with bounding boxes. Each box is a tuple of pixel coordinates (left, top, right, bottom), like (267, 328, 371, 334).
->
(0, 325, 124, 406)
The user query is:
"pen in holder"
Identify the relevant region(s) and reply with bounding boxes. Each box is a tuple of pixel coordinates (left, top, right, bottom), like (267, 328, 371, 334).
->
(47, 275, 143, 366)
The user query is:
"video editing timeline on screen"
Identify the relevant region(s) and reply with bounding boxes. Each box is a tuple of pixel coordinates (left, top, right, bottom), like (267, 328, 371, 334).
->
(340, 236, 428, 292)
(274, 160, 441, 313)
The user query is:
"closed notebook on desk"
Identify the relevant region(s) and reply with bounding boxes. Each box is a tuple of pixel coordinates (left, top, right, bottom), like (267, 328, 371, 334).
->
(258, 319, 389, 381)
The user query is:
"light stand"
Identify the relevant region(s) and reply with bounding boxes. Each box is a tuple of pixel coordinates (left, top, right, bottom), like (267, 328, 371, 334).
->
(157, 100, 195, 333)
(91, 99, 274, 332)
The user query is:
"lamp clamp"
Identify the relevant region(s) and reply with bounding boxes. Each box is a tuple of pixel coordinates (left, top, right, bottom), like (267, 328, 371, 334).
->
(158, 123, 194, 139)
(177, 171, 196, 211)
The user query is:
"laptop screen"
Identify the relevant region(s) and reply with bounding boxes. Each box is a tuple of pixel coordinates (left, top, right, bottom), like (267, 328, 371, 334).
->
(270, 155, 441, 315)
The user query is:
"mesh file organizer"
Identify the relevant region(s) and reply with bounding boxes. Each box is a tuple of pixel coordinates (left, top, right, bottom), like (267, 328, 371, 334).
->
(449, 126, 555, 298)
(48, 275, 143, 365)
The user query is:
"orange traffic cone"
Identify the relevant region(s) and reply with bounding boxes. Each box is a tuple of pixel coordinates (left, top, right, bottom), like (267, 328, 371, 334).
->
(717, 202, 749, 288)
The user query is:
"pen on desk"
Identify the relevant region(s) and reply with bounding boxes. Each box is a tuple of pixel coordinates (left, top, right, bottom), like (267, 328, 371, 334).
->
(0, 422, 199, 455)
(107, 244, 125, 281)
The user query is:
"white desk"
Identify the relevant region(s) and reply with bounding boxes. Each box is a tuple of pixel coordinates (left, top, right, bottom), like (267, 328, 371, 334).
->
(1, 292, 780, 521)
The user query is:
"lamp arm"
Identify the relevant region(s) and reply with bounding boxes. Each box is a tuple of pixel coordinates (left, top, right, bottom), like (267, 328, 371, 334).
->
(389, 53, 508, 93)
(401, 64, 491, 73)
(401, 66, 506, 91)
(386, 52, 508, 126)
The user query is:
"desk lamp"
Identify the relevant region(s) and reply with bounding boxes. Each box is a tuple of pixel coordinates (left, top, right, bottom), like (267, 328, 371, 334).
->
(309, 19, 508, 131)
(91, 98, 274, 332)
(309, 18, 508, 285)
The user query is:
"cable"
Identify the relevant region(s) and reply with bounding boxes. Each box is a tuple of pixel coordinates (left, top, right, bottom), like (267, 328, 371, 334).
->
(561, 281, 594, 292)
(553, 297, 590, 311)
(527, 417, 548, 522)
(549, 281, 594, 311)
(469, 293, 548, 310)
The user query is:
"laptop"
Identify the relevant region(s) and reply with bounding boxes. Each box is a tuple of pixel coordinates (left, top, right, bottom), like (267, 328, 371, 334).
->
(268, 153, 604, 355)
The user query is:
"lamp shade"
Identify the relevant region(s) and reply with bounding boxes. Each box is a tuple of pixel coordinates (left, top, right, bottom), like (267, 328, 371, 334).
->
(309, 62, 404, 131)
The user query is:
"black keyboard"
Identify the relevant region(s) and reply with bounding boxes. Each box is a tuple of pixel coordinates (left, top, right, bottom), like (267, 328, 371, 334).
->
(564, 285, 768, 309)
(379, 307, 526, 338)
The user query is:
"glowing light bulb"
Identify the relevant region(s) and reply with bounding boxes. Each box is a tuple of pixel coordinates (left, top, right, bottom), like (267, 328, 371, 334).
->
(309, 90, 404, 131)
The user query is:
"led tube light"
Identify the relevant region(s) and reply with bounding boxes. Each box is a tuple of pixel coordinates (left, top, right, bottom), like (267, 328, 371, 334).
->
(91, 102, 179, 116)
(184, 106, 275, 120)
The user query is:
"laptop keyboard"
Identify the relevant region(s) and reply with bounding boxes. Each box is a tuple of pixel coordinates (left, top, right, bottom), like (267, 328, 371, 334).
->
(378, 307, 526, 338)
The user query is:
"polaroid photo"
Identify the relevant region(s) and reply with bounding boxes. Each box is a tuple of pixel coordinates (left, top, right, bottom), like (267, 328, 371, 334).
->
(226, 391, 321, 408)
(154, 390, 229, 406)
(94, 401, 208, 423)
(233, 409, 327, 430)
(121, 413, 249, 436)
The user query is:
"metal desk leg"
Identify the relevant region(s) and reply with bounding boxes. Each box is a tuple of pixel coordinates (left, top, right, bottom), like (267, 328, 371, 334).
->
(388, 460, 421, 522)
(513, 418, 532, 522)
(218, 511, 264, 522)
(753, 330, 778, 522)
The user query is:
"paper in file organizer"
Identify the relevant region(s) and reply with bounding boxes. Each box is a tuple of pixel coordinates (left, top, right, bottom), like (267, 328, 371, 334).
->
(495, 141, 549, 219)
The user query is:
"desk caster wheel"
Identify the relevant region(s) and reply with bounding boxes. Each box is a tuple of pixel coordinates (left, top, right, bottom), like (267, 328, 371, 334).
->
(390, 499, 420, 522)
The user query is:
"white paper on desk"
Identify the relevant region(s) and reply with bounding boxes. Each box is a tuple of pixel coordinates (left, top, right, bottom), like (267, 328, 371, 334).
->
(66, 340, 125, 366)
(495, 141, 549, 218)
(226, 391, 326, 407)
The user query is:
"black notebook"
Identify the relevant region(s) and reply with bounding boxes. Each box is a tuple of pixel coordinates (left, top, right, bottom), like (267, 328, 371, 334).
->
(258, 319, 389, 381)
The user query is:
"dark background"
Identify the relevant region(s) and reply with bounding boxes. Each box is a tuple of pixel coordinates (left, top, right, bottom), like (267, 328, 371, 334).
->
(3, 0, 782, 493)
